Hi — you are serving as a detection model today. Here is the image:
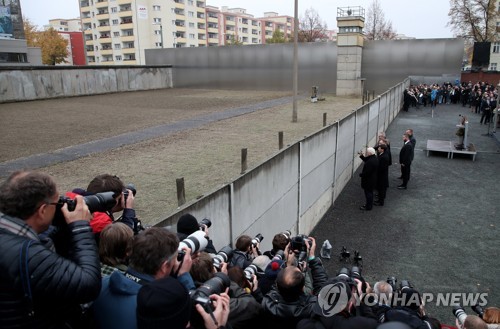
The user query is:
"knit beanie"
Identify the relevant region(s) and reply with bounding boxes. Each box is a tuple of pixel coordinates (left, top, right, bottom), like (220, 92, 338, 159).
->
(177, 213, 199, 235)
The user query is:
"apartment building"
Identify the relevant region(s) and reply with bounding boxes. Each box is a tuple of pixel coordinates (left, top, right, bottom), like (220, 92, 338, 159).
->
(79, 0, 207, 65)
(489, 0, 500, 71)
(48, 18, 82, 32)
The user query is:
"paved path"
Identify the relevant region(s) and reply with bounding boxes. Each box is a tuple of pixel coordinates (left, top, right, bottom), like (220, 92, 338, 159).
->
(0, 96, 294, 176)
(312, 102, 500, 324)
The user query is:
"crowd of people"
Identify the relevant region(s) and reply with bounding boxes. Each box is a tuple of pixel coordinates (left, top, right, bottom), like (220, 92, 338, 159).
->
(402, 82, 498, 127)
(358, 128, 415, 210)
(0, 170, 498, 329)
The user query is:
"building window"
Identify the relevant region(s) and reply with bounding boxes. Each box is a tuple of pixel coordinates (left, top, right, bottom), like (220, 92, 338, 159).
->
(155, 42, 162, 47)
(114, 43, 121, 49)
(490, 63, 497, 71)
(113, 31, 120, 37)
(188, 0, 194, 5)
(154, 30, 161, 35)
(111, 7, 117, 13)
(153, 5, 160, 11)
(115, 55, 122, 61)
(493, 42, 500, 53)
(112, 19, 119, 25)
(189, 33, 195, 39)
(153, 18, 161, 23)
(188, 11, 194, 17)
(189, 22, 195, 28)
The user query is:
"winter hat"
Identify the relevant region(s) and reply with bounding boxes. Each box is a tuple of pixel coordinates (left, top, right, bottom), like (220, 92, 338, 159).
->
(177, 213, 199, 235)
(136, 277, 192, 329)
(252, 255, 271, 273)
(264, 260, 284, 280)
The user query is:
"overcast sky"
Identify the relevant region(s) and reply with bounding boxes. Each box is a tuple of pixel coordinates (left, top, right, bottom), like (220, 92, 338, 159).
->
(20, 0, 454, 39)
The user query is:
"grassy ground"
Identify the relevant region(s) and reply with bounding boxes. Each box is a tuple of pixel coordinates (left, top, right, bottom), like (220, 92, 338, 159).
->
(0, 89, 361, 224)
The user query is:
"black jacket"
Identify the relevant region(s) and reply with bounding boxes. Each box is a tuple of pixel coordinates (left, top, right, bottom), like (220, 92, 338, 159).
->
(261, 258, 329, 329)
(0, 221, 102, 329)
(359, 154, 379, 190)
(377, 151, 390, 189)
(399, 142, 413, 167)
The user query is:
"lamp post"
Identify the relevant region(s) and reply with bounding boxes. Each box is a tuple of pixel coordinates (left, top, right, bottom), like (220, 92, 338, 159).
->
(292, 0, 298, 123)
(494, 81, 500, 133)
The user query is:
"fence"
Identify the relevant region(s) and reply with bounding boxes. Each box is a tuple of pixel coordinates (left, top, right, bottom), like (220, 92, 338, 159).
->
(154, 78, 410, 251)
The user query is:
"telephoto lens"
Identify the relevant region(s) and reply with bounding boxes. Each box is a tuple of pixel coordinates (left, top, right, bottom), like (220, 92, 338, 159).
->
(177, 230, 208, 261)
(243, 264, 259, 281)
(400, 280, 412, 291)
(63, 191, 117, 213)
(453, 305, 467, 326)
(337, 267, 350, 280)
(190, 273, 231, 313)
(272, 250, 285, 261)
(386, 277, 397, 291)
(212, 245, 233, 270)
(125, 183, 137, 196)
(471, 304, 484, 318)
(199, 218, 212, 229)
(252, 233, 264, 246)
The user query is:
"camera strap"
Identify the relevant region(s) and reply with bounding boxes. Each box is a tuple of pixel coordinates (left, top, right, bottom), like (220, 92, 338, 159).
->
(124, 271, 150, 286)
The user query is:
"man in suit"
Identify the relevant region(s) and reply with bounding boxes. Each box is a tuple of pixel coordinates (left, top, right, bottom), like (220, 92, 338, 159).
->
(399, 129, 415, 180)
(375, 144, 390, 206)
(359, 147, 378, 210)
(398, 133, 413, 190)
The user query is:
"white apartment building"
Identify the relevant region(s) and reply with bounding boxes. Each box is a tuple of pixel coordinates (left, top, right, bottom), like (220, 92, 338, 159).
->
(47, 18, 82, 32)
(79, 0, 207, 65)
(489, 1, 500, 71)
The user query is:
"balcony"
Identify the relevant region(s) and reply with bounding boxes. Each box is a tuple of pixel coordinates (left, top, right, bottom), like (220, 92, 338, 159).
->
(96, 0, 108, 8)
(101, 49, 113, 56)
(80, 1, 90, 10)
(97, 25, 111, 32)
(99, 34, 111, 40)
(84, 28, 93, 34)
(120, 35, 135, 42)
(119, 10, 133, 17)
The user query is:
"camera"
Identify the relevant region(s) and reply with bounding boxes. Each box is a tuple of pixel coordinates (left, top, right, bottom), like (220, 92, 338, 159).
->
(337, 267, 350, 280)
(199, 218, 212, 229)
(212, 245, 233, 270)
(400, 280, 412, 291)
(190, 273, 231, 313)
(59, 191, 117, 213)
(471, 304, 484, 318)
(339, 246, 350, 262)
(282, 230, 292, 240)
(252, 233, 264, 247)
(353, 250, 362, 265)
(387, 277, 397, 291)
(243, 264, 259, 281)
(272, 249, 285, 261)
(453, 305, 467, 327)
(177, 230, 208, 261)
(290, 234, 311, 252)
(124, 183, 137, 196)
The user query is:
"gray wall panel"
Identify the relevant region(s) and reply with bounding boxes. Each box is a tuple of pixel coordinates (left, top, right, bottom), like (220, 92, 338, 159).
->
(300, 127, 337, 214)
(335, 114, 356, 181)
(355, 106, 369, 153)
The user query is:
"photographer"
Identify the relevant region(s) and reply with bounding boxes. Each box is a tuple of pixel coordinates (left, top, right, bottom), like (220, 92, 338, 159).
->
(191, 252, 263, 329)
(92, 228, 195, 329)
(177, 213, 217, 254)
(99, 222, 134, 277)
(263, 231, 290, 259)
(229, 235, 261, 269)
(297, 268, 379, 329)
(262, 237, 328, 329)
(384, 287, 440, 329)
(83, 174, 141, 241)
(0, 171, 101, 328)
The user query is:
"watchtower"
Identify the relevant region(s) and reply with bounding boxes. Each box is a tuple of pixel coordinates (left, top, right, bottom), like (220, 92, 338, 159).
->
(336, 7, 365, 96)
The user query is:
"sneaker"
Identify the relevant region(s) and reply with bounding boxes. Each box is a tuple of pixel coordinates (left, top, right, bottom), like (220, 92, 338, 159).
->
(397, 185, 407, 190)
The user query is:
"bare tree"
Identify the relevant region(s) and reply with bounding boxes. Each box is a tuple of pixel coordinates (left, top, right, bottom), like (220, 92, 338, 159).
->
(364, 0, 397, 40)
(298, 7, 328, 42)
(448, 0, 498, 42)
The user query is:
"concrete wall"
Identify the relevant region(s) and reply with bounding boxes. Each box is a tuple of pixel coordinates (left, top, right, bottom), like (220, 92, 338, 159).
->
(146, 38, 463, 95)
(156, 79, 410, 251)
(0, 66, 173, 103)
